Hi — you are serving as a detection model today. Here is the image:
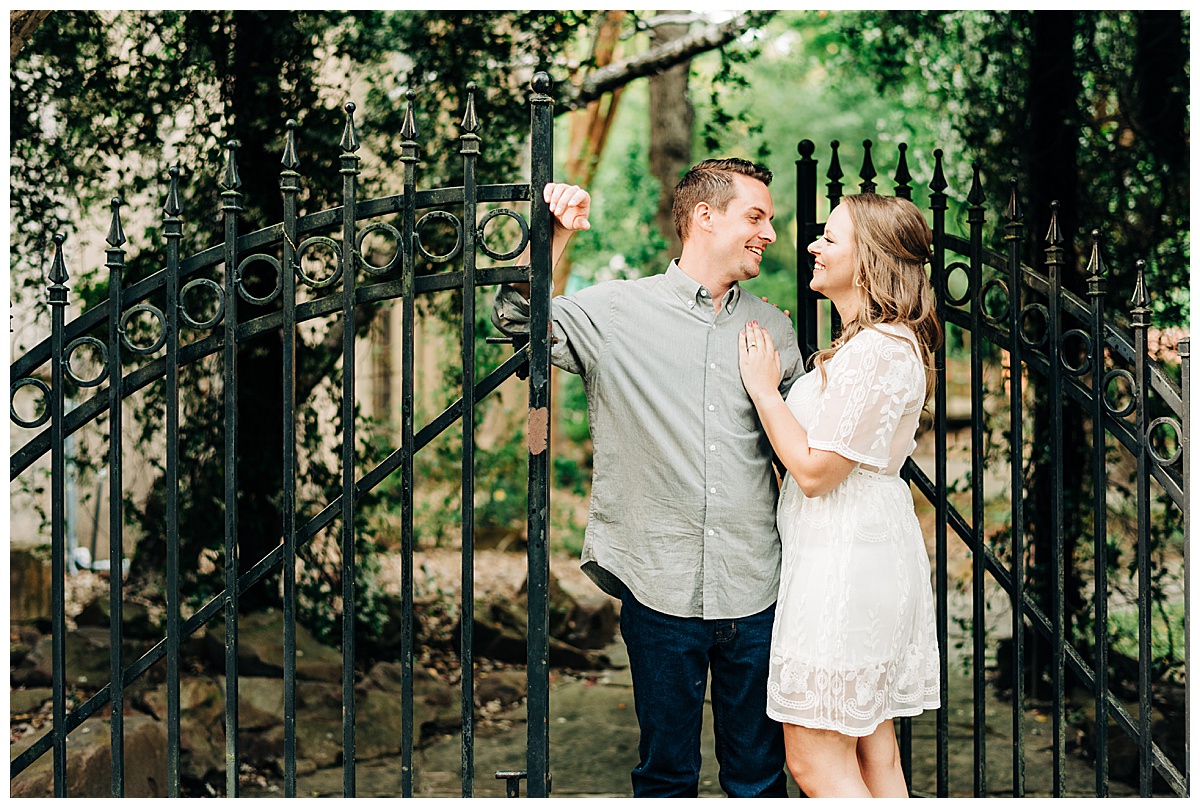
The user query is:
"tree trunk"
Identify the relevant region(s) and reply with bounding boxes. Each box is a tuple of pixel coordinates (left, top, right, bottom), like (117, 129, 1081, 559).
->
(1025, 9, 1087, 691)
(648, 15, 694, 264)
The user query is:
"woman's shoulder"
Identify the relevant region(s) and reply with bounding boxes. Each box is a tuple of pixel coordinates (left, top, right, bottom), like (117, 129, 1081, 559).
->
(841, 324, 921, 364)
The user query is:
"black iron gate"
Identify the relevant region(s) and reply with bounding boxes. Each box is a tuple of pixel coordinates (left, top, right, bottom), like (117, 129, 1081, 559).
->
(796, 139, 1189, 797)
(10, 74, 557, 798)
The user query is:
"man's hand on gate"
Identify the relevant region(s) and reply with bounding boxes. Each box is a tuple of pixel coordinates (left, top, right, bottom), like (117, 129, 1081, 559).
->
(544, 183, 591, 233)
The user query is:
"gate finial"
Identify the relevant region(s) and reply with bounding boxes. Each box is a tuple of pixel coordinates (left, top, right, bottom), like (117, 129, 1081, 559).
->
(341, 102, 360, 154)
(1005, 178, 1022, 223)
(893, 143, 912, 199)
(1045, 199, 1063, 246)
(461, 83, 480, 134)
(106, 198, 126, 248)
(48, 233, 69, 286)
(401, 91, 419, 141)
(827, 140, 843, 182)
(221, 140, 242, 190)
(1130, 259, 1149, 311)
(967, 161, 985, 207)
(858, 139, 876, 193)
(164, 165, 182, 217)
(930, 149, 947, 195)
(281, 120, 300, 170)
(1085, 230, 1107, 280)
(532, 71, 552, 96)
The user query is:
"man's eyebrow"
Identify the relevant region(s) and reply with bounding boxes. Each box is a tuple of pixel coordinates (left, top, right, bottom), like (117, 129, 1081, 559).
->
(747, 205, 774, 219)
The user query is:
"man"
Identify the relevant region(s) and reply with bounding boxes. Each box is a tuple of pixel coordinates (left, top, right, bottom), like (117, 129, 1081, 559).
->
(492, 159, 803, 797)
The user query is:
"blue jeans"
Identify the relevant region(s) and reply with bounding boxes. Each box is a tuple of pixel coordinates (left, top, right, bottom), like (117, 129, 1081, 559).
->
(618, 585, 788, 797)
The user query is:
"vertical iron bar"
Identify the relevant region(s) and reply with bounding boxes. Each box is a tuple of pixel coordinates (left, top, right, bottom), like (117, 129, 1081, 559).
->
(220, 141, 243, 798)
(106, 199, 127, 797)
(339, 103, 362, 798)
(1086, 231, 1109, 796)
(279, 120, 301, 798)
(398, 92, 420, 798)
(1045, 202, 1066, 798)
(826, 141, 844, 342)
(47, 234, 69, 798)
(1181, 336, 1190, 798)
(795, 140, 817, 360)
(1130, 260, 1153, 796)
(163, 166, 184, 798)
(526, 71, 555, 799)
(966, 162, 987, 798)
(459, 84, 481, 797)
(928, 150, 950, 798)
(1181, 337, 1190, 798)
(1003, 180, 1026, 797)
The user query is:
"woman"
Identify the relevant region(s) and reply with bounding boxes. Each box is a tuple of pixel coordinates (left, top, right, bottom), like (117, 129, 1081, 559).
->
(738, 193, 942, 798)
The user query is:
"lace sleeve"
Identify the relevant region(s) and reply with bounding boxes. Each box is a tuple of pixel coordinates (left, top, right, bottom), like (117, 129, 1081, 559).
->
(806, 329, 922, 467)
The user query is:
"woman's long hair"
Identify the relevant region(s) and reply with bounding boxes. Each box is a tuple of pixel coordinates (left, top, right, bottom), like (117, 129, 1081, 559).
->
(811, 193, 943, 404)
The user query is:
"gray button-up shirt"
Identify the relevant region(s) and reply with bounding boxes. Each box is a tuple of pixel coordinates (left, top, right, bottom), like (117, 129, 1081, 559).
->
(492, 260, 804, 619)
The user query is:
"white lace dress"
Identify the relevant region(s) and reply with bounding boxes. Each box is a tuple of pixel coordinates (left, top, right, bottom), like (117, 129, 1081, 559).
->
(767, 324, 940, 737)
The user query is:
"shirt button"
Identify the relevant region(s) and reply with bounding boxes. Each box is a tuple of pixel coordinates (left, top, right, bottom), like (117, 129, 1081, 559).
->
(688, 300, 695, 308)
(709, 444, 716, 452)
(710, 362, 716, 369)
(708, 404, 715, 411)
(710, 487, 717, 494)
(700, 289, 709, 297)
(707, 529, 715, 536)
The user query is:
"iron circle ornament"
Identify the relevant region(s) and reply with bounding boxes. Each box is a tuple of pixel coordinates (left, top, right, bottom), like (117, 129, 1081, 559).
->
(179, 278, 226, 330)
(64, 336, 109, 388)
(477, 208, 530, 261)
(415, 210, 464, 264)
(1146, 416, 1183, 467)
(980, 278, 1010, 325)
(942, 261, 972, 307)
(10, 377, 52, 429)
(236, 254, 284, 306)
(1018, 304, 1050, 350)
(1102, 369, 1137, 417)
(294, 236, 344, 290)
(1059, 329, 1092, 376)
(120, 303, 169, 355)
(356, 222, 402, 275)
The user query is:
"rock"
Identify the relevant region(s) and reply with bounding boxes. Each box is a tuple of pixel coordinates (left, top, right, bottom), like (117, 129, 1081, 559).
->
(75, 596, 157, 639)
(10, 714, 168, 797)
(462, 602, 611, 671)
(204, 609, 344, 682)
(12, 627, 133, 689)
(10, 686, 52, 716)
(237, 676, 285, 730)
(475, 669, 526, 709)
(139, 676, 226, 780)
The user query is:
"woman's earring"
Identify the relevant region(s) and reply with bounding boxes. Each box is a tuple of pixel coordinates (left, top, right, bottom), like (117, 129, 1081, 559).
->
(854, 277, 863, 288)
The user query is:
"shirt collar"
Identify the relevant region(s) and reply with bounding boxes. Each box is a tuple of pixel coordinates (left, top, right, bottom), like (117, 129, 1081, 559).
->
(665, 260, 743, 314)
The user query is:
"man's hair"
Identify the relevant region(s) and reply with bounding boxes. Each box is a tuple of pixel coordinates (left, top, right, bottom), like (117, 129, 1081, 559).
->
(672, 158, 774, 242)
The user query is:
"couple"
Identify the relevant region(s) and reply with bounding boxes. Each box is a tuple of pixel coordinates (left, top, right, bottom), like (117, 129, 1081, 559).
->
(492, 159, 941, 798)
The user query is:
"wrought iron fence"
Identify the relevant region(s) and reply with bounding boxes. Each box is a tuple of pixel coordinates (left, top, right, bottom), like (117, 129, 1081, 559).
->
(795, 139, 1189, 797)
(10, 73, 557, 798)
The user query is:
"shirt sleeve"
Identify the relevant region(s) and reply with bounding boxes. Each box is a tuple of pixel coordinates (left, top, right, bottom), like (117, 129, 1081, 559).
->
(806, 329, 921, 467)
(490, 282, 612, 376)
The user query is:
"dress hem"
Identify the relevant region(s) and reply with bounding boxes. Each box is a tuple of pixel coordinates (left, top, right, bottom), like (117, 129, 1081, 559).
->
(766, 701, 941, 738)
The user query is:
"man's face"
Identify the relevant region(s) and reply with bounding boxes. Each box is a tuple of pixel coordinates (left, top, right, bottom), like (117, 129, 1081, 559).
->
(705, 174, 776, 284)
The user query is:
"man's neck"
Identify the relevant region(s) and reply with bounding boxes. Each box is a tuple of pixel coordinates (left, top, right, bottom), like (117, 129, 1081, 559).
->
(676, 253, 732, 307)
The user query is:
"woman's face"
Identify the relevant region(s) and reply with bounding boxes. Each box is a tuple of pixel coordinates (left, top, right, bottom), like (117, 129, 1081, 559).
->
(808, 204, 857, 307)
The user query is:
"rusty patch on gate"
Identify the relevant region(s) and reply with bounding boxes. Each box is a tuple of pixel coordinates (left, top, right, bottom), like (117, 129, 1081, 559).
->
(527, 407, 549, 455)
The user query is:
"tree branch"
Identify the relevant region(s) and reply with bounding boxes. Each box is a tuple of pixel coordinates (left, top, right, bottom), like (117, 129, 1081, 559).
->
(557, 11, 774, 113)
(10, 10, 51, 60)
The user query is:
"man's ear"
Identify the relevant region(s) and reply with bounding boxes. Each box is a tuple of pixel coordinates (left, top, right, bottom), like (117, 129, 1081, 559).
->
(692, 201, 713, 234)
